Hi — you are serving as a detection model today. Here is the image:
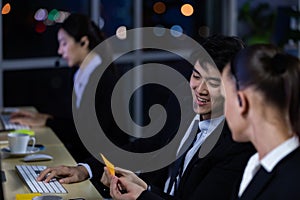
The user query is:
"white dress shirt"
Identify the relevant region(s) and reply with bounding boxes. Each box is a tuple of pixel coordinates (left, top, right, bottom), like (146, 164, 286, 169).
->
(73, 54, 102, 108)
(164, 115, 225, 195)
(74, 54, 102, 179)
(238, 135, 300, 197)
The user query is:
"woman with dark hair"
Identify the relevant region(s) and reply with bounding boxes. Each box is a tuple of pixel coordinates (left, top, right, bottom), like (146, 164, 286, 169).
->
(60, 13, 106, 52)
(222, 44, 300, 199)
(10, 13, 120, 160)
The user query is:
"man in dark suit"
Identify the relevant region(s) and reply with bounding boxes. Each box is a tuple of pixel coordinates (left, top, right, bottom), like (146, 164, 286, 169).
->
(108, 35, 255, 200)
(112, 122, 253, 200)
(37, 34, 255, 199)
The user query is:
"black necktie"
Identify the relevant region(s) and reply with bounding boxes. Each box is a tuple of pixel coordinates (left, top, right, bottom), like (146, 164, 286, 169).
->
(167, 120, 200, 194)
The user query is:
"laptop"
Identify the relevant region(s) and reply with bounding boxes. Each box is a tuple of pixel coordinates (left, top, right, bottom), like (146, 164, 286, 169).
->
(0, 108, 30, 144)
(0, 107, 30, 132)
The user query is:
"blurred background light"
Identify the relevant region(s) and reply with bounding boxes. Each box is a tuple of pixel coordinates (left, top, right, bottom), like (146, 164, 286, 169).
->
(2, 3, 11, 15)
(198, 26, 210, 37)
(35, 21, 47, 33)
(153, 25, 166, 36)
(170, 25, 183, 37)
(43, 18, 55, 26)
(99, 17, 105, 29)
(55, 11, 70, 23)
(116, 26, 127, 40)
(34, 8, 48, 21)
(181, 4, 194, 16)
(153, 2, 166, 14)
(48, 9, 59, 21)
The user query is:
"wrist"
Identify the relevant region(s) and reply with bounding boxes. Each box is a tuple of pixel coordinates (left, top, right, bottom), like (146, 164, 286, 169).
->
(77, 164, 90, 180)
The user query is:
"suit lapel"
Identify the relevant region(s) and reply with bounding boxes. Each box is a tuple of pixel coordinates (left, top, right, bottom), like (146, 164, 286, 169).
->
(176, 120, 200, 157)
(239, 167, 274, 200)
(178, 120, 226, 189)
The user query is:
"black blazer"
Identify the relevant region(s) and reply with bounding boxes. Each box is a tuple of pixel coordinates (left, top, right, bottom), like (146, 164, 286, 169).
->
(233, 146, 300, 200)
(138, 120, 255, 200)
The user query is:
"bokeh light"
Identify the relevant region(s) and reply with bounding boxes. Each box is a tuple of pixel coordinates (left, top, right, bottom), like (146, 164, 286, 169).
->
(99, 17, 105, 29)
(153, 2, 166, 14)
(181, 4, 194, 16)
(116, 26, 127, 40)
(44, 18, 55, 26)
(153, 25, 165, 37)
(2, 3, 11, 15)
(198, 26, 210, 37)
(34, 8, 48, 21)
(55, 11, 70, 23)
(35, 21, 47, 33)
(170, 25, 183, 37)
(48, 9, 59, 21)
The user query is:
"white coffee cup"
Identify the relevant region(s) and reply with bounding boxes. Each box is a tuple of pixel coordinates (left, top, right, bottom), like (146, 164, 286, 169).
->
(8, 133, 36, 153)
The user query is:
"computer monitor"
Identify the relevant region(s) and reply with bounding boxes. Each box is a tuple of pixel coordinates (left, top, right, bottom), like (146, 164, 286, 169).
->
(3, 67, 76, 119)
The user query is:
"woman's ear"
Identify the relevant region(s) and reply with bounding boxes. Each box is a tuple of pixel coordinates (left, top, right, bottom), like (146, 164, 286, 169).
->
(237, 91, 249, 116)
(80, 36, 89, 48)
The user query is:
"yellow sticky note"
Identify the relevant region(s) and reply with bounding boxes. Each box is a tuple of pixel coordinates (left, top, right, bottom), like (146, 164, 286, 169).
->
(16, 193, 41, 200)
(100, 153, 115, 176)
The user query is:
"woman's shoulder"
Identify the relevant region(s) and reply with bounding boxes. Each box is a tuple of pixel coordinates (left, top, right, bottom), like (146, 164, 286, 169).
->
(275, 146, 300, 174)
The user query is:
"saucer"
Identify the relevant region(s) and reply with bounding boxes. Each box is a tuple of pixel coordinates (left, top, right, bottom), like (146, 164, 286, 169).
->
(1, 146, 40, 157)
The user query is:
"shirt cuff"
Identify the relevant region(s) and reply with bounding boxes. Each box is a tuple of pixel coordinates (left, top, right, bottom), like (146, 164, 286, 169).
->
(77, 163, 93, 179)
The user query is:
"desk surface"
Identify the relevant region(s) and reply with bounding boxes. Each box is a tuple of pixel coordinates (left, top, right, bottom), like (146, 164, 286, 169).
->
(1, 126, 103, 200)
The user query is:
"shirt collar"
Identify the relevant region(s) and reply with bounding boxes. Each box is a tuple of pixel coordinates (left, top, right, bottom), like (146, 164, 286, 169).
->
(261, 135, 300, 172)
(194, 114, 225, 132)
(198, 115, 224, 132)
(74, 54, 102, 84)
(176, 115, 224, 155)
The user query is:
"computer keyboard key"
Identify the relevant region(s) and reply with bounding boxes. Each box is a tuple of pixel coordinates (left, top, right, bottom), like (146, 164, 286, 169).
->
(15, 165, 67, 194)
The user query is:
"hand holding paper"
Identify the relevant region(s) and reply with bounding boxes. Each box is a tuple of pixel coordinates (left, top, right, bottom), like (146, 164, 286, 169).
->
(100, 153, 115, 176)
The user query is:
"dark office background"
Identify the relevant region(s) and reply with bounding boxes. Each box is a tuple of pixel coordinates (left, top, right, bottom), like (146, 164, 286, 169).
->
(1, 0, 298, 121)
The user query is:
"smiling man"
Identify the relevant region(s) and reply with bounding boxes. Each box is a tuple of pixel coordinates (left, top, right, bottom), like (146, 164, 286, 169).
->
(190, 61, 224, 120)
(105, 34, 256, 200)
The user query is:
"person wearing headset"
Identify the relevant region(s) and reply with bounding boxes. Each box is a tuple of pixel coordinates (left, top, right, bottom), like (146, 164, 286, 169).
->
(10, 13, 125, 161)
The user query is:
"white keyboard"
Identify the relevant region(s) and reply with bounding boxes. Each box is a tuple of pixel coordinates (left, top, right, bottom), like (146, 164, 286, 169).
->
(15, 165, 67, 194)
(0, 114, 30, 131)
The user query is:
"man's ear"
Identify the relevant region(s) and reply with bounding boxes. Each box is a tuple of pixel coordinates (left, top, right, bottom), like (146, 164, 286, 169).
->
(237, 91, 248, 116)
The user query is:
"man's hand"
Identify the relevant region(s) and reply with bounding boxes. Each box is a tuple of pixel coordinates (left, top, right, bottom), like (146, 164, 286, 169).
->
(101, 166, 147, 189)
(110, 176, 145, 200)
(36, 165, 89, 184)
(101, 167, 114, 187)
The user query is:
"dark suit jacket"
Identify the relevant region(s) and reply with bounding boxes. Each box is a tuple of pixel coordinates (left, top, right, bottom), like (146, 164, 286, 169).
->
(45, 63, 127, 163)
(137, 120, 255, 200)
(233, 146, 300, 200)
